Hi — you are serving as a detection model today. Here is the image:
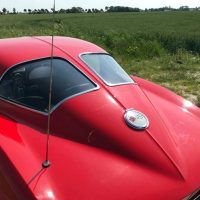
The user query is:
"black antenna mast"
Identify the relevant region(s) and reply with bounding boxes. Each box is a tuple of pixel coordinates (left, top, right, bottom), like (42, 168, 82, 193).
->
(42, 0, 56, 168)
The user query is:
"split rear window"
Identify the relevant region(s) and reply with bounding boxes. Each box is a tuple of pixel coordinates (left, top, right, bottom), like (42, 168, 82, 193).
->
(81, 54, 134, 86)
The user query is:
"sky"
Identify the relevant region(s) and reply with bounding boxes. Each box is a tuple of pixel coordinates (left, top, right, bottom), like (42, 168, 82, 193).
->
(1, 0, 200, 12)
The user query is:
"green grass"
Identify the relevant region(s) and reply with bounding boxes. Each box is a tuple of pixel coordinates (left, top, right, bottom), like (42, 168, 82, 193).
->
(0, 12, 200, 106)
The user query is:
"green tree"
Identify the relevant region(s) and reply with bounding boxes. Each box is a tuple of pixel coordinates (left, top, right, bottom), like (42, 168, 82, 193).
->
(13, 8, 17, 14)
(87, 9, 92, 13)
(2, 8, 7, 14)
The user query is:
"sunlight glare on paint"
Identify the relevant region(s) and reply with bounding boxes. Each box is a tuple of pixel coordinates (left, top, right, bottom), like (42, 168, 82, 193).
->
(47, 190, 55, 199)
(183, 100, 193, 108)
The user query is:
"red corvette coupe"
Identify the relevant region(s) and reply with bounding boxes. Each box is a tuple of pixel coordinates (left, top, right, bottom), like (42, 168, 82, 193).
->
(0, 36, 200, 200)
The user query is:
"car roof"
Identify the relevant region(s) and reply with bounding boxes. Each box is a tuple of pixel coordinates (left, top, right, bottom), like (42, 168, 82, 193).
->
(0, 36, 106, 75)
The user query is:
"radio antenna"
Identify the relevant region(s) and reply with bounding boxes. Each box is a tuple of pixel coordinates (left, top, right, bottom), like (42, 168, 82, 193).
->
(42, 0, 56, 168)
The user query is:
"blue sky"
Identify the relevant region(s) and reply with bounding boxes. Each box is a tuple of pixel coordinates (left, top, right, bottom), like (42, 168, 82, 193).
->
(1, 0, 200, 11)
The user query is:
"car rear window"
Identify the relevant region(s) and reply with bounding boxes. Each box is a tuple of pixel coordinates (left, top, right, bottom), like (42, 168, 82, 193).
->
(81, 54, 134, 86)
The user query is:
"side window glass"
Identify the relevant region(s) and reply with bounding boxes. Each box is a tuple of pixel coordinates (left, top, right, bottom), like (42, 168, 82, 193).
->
(51, 59, 96, 107)
(0, 60, 51, 112)
(0, 58, 97, 112)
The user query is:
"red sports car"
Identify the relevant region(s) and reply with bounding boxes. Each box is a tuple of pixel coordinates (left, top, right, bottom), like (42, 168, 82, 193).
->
(0, 36, 200, 200)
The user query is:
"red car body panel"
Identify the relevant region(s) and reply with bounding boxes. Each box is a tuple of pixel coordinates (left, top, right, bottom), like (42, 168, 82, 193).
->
(0, 37, 200, 199)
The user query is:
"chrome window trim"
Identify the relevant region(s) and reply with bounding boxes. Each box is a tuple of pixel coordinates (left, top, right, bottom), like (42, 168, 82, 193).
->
(79, 52, 135, 87)
(50, 85, 100, 113)
(0, 56, 100, 115)
(183, 187, 200, 200)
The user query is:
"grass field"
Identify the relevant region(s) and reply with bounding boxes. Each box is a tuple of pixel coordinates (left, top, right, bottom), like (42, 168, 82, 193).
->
(0, 12, 200, 106)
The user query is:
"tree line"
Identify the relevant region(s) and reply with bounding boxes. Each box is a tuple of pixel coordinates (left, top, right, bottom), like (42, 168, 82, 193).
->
(1, 6, 200, 15)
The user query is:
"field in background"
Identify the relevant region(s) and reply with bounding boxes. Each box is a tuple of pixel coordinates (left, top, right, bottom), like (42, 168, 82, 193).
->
(0, 12, 200, 106)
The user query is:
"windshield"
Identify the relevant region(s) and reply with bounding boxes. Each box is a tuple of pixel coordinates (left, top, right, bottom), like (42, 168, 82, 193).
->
(80, 54, 134, 86)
